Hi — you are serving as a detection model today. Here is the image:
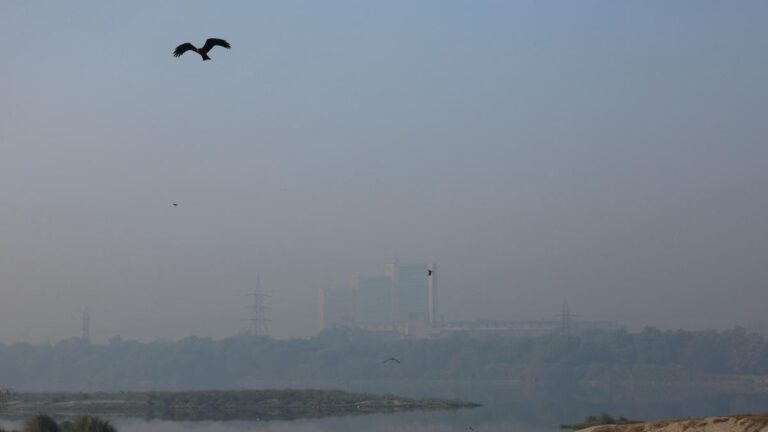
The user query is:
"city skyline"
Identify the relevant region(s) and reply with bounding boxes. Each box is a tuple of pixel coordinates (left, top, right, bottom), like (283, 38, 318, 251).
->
(322, 258, 438, 332)
(2, 2, 768, 344)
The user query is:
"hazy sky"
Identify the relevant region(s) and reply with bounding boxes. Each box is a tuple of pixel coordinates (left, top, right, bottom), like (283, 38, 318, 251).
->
(1, 1, 767, 343)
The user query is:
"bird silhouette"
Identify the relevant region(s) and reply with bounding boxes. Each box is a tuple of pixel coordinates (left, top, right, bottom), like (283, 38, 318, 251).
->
(383, 357, 401, 364)
(173, 38, 231, 61)
(172, 203, 178, 207)
(428, 269, 433, 276)
(466, 427, 475, 431)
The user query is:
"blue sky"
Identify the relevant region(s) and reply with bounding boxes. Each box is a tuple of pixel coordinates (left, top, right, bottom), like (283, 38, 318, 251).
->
(1, 1, 768, 341)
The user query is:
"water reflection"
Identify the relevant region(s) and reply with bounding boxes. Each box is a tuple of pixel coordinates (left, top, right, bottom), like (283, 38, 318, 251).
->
(296, 380, 768, 426)
(114, 411, 548, 432)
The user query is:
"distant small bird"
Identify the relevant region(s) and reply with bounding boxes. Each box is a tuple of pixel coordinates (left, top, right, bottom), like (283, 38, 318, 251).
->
(172, 203, 178, 207)
(428, 269, 433, 276)
(383, 357, 401, 364)
(173, 38, 231, 61)
(466, 427, 475, 431)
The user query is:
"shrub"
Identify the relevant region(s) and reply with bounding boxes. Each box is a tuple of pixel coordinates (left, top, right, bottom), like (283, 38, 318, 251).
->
(22, 415, 59, 432)
(60, 416, 115, 432)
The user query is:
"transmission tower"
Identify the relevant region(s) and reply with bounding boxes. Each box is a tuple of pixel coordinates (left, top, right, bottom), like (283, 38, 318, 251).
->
(81, 306, 91, 343)
(559, 301, 573, 334)
(249, 273, 269, 337)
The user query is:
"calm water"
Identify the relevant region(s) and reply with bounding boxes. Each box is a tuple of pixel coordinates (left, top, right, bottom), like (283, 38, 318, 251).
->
(3, 382, 768, 432)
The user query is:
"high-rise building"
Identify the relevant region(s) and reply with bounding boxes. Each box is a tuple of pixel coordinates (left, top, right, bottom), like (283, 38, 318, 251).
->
(319, 259, 438, 335)
(385, 260, 436, 323)
(319, 288, 356, 330)
(427, 262, 437, 322)
(352, 275, 392, 324)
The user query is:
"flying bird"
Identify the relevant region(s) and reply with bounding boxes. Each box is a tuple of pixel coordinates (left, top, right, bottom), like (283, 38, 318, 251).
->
(428, 269, 433, 276)
(383, 357, 401, 364)
(173, 38, 231, 61)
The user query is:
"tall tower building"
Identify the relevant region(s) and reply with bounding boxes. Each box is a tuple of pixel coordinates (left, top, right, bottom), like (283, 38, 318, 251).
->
(319, 287, 356, 329)
(427, 262, 438, 323)
(386, 259, 434, 323)
(352, 275, 392, 324)
(384, 255, 399, 324)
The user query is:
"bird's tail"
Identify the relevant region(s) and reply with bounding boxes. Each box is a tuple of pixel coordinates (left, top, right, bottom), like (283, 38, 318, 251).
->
(202, 53, 211, 61)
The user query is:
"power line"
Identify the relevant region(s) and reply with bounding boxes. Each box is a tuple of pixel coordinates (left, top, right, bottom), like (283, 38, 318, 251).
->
(81, 306, 91, 343)
(249, 273, 269, 337)
(559, 301, 573, 334)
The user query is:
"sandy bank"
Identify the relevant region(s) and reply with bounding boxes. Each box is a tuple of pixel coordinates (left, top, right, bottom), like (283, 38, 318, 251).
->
(580, 414, 768, 432)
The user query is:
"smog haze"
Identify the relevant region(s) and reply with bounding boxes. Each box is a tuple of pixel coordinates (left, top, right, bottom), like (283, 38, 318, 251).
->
(1, 1, 767, 343)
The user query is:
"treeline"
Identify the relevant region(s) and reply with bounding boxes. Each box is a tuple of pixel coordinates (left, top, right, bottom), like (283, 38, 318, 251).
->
(0, 327, 765, 391)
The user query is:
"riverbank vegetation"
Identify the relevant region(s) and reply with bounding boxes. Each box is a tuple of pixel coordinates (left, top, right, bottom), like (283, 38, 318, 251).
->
(0, 390, 479, 421)
(1, 414, 115, 432)
(0, 326, 765, 391)
(561, 414, 640, 429)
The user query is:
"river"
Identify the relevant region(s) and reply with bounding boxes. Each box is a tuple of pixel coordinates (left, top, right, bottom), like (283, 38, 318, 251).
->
(3, 381, 768, 432)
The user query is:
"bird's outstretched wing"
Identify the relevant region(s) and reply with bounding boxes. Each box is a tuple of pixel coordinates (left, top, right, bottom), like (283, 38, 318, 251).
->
(201, 38, 231, 54)
(174, 43, 196, 57)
